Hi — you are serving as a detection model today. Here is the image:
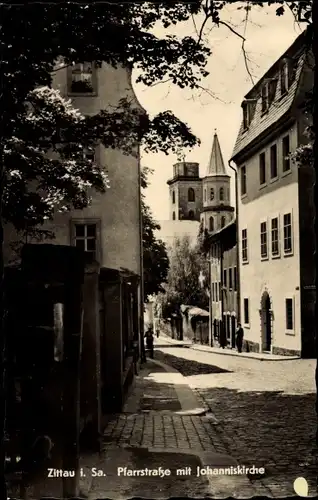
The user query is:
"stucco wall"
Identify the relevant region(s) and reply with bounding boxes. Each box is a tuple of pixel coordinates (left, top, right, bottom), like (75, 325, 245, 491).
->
(4, 62, 142, 276)
(237, 122, 301, 354)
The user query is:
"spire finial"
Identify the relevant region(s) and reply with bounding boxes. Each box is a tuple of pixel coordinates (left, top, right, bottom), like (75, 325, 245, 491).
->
(214, 128, 217, 135)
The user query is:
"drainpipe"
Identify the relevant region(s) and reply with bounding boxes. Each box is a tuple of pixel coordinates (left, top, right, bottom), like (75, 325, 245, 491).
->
(228, 160, 241, 325)
(138, 148, 145, 363)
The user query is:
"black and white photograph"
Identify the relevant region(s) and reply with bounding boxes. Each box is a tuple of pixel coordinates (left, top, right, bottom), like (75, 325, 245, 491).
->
(0, 1, 317, 499)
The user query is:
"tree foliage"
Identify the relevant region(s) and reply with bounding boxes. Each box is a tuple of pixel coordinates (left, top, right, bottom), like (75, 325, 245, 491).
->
(0, 2, 313, 233)
(141, 167, 169, 302)
(162, 235, 209, 311)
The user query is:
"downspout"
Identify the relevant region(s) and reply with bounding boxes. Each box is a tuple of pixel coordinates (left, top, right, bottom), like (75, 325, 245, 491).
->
(228, 160, 241, 325)
(138, 145, 145, 363)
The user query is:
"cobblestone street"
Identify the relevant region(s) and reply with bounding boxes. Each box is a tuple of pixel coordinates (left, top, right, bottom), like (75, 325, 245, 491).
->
(154, 336, 317, 497)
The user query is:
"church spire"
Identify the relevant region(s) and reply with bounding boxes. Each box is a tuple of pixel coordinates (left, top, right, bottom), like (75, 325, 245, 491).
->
(206, 130, 227, 176)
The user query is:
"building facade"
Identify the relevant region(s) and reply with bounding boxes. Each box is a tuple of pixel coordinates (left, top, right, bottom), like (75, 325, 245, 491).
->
(162, 134, 239, 348)
(4, 61, 144, 427)
(231, 30, 315, 357)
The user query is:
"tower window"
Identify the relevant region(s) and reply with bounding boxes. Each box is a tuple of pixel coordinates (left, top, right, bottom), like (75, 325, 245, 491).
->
(209, 216, 214, 232)
(172, 211, 176, 220)
(219, 187, 224, 201)
(221, 216, 226, 228)
(172, 191, 175, 204)
(188, 210, 194, 219)
(188, 188, 195, 202)
(210, 188, 214, 201)
(204, 189, 207, 202)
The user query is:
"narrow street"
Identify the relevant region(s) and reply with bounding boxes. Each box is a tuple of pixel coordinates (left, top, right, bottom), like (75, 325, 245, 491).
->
(79, 334, 317, 498)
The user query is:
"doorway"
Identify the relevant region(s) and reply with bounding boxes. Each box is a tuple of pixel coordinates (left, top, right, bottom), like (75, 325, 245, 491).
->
(231, 315, 236, 348)
(261, 291, 272, 352)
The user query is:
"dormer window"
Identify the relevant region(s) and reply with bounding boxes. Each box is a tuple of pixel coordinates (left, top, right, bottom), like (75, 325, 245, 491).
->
(268, 78, 278, 106)
(261, 84, 269, 113)
(242, 99, 257, 130)
(280, 60, 289, 95)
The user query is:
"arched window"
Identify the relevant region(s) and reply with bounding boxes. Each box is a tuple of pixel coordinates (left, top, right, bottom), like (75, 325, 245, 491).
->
(221, 216, 226, 228)
(172, 211, 176, 220)
(210, 188, 214, 201)
(188, 210, 194, 219)
(204, 189, 207, 202)
(172, 190, 175, 204)
(188, 188, 195, 202)
(219, 187, 224, 201)
(209, 216, 214, 232)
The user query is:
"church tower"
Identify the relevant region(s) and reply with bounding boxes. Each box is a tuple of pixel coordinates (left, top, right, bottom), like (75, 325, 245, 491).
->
(201, 131, 234, 232)
(167, 161, 203, 221)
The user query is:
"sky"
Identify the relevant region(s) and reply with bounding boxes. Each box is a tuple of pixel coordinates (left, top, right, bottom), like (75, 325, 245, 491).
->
(132, 2, 304, 221)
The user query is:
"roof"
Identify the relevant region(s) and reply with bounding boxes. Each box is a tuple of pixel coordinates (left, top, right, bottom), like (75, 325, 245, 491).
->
(208, 218, 237, 251)
(231, 29, 310, 161)
(206, 131, 228, 176)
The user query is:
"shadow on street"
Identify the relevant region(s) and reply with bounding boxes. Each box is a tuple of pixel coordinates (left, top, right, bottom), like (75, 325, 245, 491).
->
(154, 349, 232, 376)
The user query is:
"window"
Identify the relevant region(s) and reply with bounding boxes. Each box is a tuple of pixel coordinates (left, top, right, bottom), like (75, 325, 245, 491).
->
(223, 269, 227, 287)
(210, 188, 214, 201)
(212, 283, 215, 302)
(283, 213, 292, 254)
(242, 229, 248, 262)
(261, 84, 268, 113)
(241, 166, 247, 195)
(285, 298, 293, 330)
(219, 187, 224, 201)
(74, 223, 97, 260)
(271, 217, 279, 256)
(82, 146, 95, 162)
(242, 102, 250, 130)
(270, 144, 278, 179)
(172, 191, 175, 204)
(204, 189, 207, 202)
(244, 298, 249, 325)
(268, 79, 277, 106)
(280, 62, 289, 95)
(209, 216, 214, 232)
(234, 267, 237, 291)
(218, 282, 221, 302)
(229, 268, 233, 289)
(259, 153, 266, 185)
(221, 216, 226, 228)
(69, 62, 95, 94)
(188, 210, 194, 219)
(260, 221, 268, 259)
(282, 135, 291, 172)
(188, 188, 195, 202)
(172, 211, 176, 220)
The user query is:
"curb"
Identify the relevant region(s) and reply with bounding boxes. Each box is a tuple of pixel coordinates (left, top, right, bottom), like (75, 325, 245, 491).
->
(156, 335, 300, 361)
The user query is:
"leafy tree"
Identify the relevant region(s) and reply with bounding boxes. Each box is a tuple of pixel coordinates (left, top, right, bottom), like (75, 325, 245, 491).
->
(141, 167, 169, 302)
(162, 235, 209, 312)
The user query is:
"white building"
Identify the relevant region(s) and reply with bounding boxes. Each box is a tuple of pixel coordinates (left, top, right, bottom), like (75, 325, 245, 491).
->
(231, 30, 315, 357)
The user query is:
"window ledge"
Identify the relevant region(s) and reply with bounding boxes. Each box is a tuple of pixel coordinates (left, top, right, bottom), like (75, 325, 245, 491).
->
(269, 176, 279, 184)
(241, 193, 247, 199)
(242, 260, 249, 265)
(259, 183, 267, 190)
(261, 110, 269, 117)
(282, 169, 291, 177)
(261, 255, 269, 261)
(271, 253, 281, 260)
(68, 92, 97, 97)
(285, 330, 295, 336)
(243, 323, 250, 329)
(283, 250, 294, 258)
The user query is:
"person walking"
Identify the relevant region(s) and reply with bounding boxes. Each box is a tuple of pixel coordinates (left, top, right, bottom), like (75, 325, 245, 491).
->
(235, 323, 244, 353)
(144, 326, 154, 359)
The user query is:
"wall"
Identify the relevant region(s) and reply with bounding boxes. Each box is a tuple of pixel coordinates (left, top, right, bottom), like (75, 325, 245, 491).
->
(174, 180, 203, 221)
(4, 62, 142, 278)
(237, 122, 301, 355)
